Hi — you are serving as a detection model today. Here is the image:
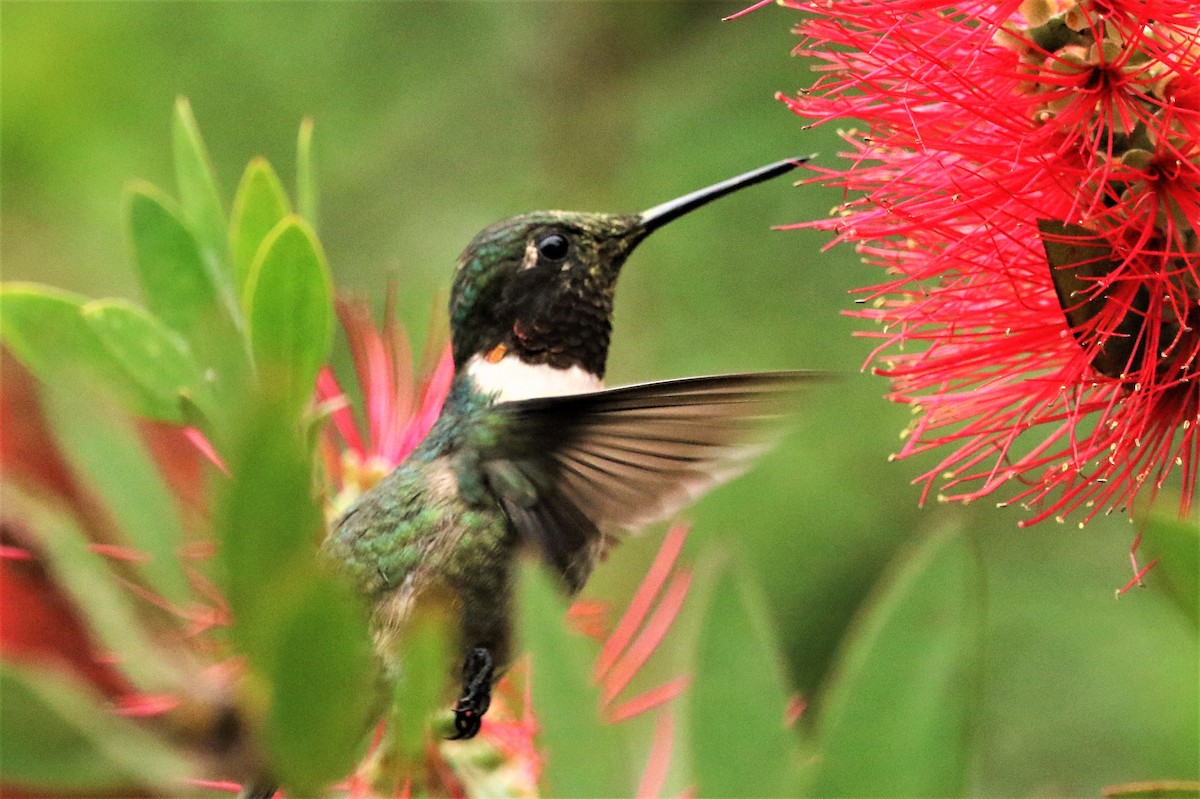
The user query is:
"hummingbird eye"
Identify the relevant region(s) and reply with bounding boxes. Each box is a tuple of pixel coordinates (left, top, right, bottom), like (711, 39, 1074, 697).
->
(535, 233, 570, 262)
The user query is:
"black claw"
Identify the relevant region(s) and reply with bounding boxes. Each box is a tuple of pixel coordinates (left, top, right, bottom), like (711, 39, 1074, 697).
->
(448, 646, 494, 740)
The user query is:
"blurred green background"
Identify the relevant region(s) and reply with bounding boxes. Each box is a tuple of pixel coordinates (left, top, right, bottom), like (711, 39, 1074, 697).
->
(2, 3, 1196, 796)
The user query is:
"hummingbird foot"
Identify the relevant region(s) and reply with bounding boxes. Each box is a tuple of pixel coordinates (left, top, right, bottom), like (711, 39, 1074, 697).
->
(449, 646, 494, 740)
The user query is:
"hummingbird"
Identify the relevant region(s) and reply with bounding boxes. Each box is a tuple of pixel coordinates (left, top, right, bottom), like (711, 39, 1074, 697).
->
(322, 157, 813, 743)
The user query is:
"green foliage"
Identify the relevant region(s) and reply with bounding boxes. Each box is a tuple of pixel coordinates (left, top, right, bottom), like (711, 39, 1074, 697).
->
(519, 564, 634, 797)
(264, 576, 378, 797)
(804, 526, 985, 798)
(296, 117, 319, 230)
(45, 386, 193, 611)
(82, 298, 216, 422)
(231, 157, 292, 289)
(243, 217, 335, 414)
(216, 396, 378, 794)
(125, 183, 247, 412)
(1141, 511, 1200, 629)
(216, 395, 328, 661)
(172, 96, 236, 302)
(0, 486, 188, 696)
(0, 662, 192, 793)
(689, 551, 798, 798)
(386, 607, 456, 767)
(0, 285, 175, 420)
(1, 100, 373, 798)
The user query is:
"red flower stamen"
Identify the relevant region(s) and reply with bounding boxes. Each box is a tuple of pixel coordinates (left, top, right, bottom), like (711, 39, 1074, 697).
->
(786, 0, 1200, 525)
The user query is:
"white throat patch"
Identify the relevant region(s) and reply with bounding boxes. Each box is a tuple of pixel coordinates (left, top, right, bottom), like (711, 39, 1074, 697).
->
(466, 354, 602, 403)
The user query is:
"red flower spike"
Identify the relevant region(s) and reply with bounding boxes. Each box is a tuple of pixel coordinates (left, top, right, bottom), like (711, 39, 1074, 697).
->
(785, 694, 807, 727)
(600, 569, 692, 707)
(723, 0, 776, 21)
(635, 709, 677, 799)
(786, 0, 1200, 526)
(595, 523, 689, 680)
(318, 291, 453, 508)
(566, 599, 610, 640)
(0, 542, 131, 698)
(607, 674, 692, 724)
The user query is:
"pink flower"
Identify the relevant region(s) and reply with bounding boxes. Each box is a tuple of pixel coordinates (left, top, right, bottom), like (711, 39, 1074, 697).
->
(317, 288, 454, 512)
(784, 0, 1200, 525)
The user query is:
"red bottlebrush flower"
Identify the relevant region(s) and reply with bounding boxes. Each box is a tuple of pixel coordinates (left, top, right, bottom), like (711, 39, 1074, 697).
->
(784, 0, 1200, 525)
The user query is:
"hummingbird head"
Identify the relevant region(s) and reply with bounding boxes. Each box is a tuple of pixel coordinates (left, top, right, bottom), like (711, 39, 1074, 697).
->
(449, 157, 808, 400)
(449, 210, 643, 378)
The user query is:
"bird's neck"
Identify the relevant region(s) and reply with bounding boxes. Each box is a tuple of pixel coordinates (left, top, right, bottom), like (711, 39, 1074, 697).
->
(464, 352, 603, 403)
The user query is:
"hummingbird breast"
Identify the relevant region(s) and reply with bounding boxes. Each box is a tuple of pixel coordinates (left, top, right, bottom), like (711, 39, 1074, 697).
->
(323, 401, 521, 674)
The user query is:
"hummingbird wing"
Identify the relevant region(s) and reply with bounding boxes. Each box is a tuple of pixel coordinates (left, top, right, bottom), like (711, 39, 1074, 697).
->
(481, 371, 814, 590)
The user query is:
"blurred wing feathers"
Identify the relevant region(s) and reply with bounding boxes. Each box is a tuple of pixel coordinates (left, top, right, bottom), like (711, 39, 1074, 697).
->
(483, 372, 813, 584)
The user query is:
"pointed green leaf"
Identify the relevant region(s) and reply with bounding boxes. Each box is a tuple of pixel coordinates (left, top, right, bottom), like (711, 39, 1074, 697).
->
(520, 563, 633, 797)
(690, 551, 797, 798)
(172, 96, 235, 293)
(217, 395, 324, 661)
(265, 576, 378, 798)
(44, 385, 194, 614)
(0, 284, 96, 376)
(0, 661, 193, 793)
(126, 185, 247, 402)
(0, 284, 175, 421)
(806, 526, 985, 799)
(216, 394, 376, 794)
(1, 484, 188, 694)
(296, 116, 318, 228)
(127, 184, 227, 337)
(1141, 512, 1200, 628)
(81, 299, 214, 424)
(388, 607, 455, 763)
(243, 217, 334, 411)
(231, 157, 292, 291)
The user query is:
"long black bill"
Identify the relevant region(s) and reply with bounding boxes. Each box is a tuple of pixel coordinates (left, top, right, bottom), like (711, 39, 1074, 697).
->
(638, 156, 812, 234)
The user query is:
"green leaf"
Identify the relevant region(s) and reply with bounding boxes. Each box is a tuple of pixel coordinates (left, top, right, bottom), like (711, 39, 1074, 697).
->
(296, 116, 318, 228)
(805, 526, 985, 799)
(243, 217, 334, 411)
(520, 563, 633, 797)
(44, 385, 194, 614)
(266, 576, 378, 798)
(81, 298, 214, 424)
(1141, 512, 1200, 628)
(387, 606, 455, 765)
(126, 185, 246, 402)
(216, 395, 324, 664)
(0, 484, 188, 694)
(0, 284, 95, 376)
(127, 184, 227, 337)
(689, 550, 797, 798)
(216, 395, 376, 795)
(172, 96, 235, 296)
(231, 157, 292, 292)
(0, 661, 193, 793)
(0, 284, 165, 419)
